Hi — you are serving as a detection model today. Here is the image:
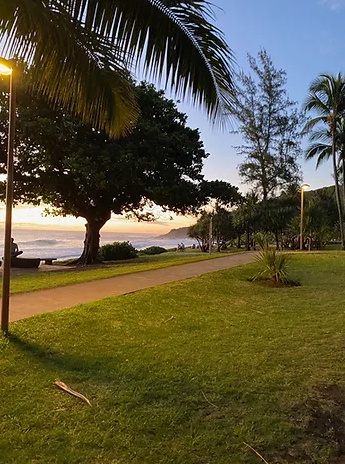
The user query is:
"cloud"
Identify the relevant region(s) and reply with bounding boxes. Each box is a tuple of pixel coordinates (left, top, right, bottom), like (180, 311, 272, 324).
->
(320, 0, 345, 10)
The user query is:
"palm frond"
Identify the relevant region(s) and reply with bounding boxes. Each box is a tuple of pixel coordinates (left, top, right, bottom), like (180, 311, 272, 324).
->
(304, 142, 331, 168)
(301, 116, 327, 135)
(0, 0, 138, 137)
(0, 0, 237, 134)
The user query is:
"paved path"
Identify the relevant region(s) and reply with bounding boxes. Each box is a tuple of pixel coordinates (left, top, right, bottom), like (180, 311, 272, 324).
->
(7, 253, 254, 322)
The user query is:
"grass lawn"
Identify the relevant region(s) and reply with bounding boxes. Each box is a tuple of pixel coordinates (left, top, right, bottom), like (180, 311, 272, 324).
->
(1, 252, 345, 463)
(7, 250, 239, 296)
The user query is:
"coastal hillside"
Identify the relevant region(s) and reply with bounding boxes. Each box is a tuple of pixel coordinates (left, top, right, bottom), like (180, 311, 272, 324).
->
(157, 227, 190, 240)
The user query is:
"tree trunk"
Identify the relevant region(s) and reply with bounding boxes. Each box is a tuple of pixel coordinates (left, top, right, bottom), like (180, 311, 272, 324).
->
(76, 216, 110, 265)
(275, 231, 279, 250)
(332, 133, 345, 250)
(341, 149, 345, 222)
(246, 226, 250, 251)
(237, 234, 241, 249)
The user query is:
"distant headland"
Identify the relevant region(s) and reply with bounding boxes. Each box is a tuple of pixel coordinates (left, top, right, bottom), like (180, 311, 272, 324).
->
(156, 227, 190, 240)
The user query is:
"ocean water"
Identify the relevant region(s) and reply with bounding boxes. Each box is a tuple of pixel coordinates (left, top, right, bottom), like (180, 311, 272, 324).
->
(0, 228, 194, 260)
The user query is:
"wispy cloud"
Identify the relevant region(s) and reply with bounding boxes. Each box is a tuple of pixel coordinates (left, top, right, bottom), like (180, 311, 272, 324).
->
(320, 0, 345, 10)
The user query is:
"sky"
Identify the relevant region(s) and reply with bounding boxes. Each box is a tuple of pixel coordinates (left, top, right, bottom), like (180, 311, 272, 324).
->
(2, 0, 345, 233)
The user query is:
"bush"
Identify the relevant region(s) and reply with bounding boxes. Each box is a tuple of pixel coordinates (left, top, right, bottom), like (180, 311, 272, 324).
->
(98, 241, 138, 261)
(141, 246, 167, 255)
(250, 240, 298, 286)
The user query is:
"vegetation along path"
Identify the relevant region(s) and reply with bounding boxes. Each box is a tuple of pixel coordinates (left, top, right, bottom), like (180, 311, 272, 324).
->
(7, 253, 255, 323)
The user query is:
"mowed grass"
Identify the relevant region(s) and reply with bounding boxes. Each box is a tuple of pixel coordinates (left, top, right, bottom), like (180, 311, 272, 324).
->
(7, 251, 238, 296)
(1, 253, 345, 463)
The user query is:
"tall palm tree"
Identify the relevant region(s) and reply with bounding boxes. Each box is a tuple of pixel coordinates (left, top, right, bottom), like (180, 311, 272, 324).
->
(303, 73, 345, 250)
(0, 0, 236, 137)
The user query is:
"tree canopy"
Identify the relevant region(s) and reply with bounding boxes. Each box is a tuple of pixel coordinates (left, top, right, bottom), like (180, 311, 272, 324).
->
(234, 50, 303, 199)
(0, 80, 240, 263)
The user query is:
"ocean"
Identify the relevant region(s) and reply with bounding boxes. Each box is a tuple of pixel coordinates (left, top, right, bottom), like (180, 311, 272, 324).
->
(0, 229, 194, 260)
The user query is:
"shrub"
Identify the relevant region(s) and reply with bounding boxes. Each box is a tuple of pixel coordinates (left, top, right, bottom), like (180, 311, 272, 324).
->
(98, 241, 138, 261)
(141, 246, 167, 255)
(251, 240, 297, 285)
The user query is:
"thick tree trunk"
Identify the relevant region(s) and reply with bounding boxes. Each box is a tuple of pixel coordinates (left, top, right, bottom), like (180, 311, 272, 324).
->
(76, 216, 110, 265)
(332, 134, 345, 250)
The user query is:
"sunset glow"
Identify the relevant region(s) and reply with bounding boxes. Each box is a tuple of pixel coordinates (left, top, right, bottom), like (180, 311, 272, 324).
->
(0, 204, 194, 233)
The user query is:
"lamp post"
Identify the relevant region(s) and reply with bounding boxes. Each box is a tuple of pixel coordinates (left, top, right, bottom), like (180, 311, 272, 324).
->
(300, 183, 310, 251)
(205, 203, 215, 254)
(0, 58, 15, 333)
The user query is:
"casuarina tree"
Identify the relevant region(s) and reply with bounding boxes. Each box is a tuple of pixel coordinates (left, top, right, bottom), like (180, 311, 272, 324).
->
(234, 49, 303, 199)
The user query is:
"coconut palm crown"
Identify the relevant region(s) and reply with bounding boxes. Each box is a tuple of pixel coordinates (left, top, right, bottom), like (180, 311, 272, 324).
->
(0, 0, 237, 137)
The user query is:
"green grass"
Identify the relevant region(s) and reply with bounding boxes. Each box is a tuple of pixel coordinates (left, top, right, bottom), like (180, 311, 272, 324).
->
(1, 252, 345, 463)
(8, 250, 239, 296)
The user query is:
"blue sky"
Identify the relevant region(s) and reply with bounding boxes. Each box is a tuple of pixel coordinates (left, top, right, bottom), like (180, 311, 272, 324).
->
(169, 0, 345, 192)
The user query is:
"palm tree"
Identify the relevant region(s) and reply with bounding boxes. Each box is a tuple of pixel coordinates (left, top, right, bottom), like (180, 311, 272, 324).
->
(0, 0, 236, 137)
(303, 73, 345, 250)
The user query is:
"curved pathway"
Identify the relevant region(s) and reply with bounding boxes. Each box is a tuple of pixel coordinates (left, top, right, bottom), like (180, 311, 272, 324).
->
(7, 253, 255, 322)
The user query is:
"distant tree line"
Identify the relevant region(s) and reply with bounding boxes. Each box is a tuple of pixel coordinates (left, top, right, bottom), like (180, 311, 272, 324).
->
(188, 186, 340, 252)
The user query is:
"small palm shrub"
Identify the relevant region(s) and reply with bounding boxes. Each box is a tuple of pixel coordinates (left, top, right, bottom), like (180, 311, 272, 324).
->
(98, 241, 138, 261)
(251, 240, 296, 285)
(141, 246, 167, 255)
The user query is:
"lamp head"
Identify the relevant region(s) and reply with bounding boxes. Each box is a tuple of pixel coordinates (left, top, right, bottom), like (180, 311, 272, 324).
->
(0, 59, 13, 76)
(301, 183, 310, 191)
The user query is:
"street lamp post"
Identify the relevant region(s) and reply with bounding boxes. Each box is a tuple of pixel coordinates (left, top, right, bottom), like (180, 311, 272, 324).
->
(300, 183, 310, 251)
(0, 59, 15, 333)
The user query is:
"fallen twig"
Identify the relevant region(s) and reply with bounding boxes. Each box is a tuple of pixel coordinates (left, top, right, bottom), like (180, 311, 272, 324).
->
(201, 391, 218, 408)
(54, 380, 91, 406)
(243, 442, 270, 464)
(163, 316, 174, 323)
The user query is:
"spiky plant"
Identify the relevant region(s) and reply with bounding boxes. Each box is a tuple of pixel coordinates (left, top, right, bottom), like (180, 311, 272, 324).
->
(251, 240, 291, 285)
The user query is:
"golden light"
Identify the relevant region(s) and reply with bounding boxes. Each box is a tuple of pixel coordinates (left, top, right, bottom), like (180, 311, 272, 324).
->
(0, 63, 12, 76)
(301, 183, 310, 190)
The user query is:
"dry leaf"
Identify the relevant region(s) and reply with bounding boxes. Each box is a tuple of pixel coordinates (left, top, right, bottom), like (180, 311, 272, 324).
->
(54, 380, 91, 406)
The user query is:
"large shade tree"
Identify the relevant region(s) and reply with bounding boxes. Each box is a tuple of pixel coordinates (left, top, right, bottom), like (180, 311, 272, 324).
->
(0, 0, 237, 137)
(303, 73, 345, 250)
(0, 81, 240, 263)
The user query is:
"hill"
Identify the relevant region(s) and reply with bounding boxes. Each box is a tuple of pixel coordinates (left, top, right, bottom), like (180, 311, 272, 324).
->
(157, 227, 190, 240)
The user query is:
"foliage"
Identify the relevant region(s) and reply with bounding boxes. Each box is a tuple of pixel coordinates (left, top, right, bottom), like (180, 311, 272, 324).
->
(188, 207, 238, 251)
(251, 240, 293, 285)
(2, 254, 345, 463)
(98, 241, 138, 261)
(303, 73, 345, 250)
(141, 246, 167, 255)
(188, 214, 210, 249)
(0, 81, 238, 264)
(234, 49, 303, 199)
(0, 1, 237, 137)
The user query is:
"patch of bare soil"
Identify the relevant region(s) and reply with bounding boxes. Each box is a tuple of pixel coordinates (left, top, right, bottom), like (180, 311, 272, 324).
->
(288, 383, 345, 463)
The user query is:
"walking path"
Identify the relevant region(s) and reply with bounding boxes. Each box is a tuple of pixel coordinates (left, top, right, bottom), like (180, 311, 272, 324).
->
(8, 253, 255, 322)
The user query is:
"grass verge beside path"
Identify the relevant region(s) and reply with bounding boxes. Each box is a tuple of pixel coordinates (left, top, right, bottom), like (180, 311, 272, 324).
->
(1, 252, 345, 463)
(8, 251, 239, 296)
